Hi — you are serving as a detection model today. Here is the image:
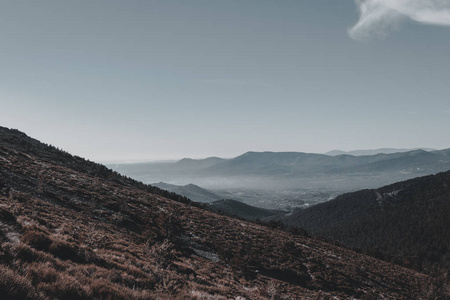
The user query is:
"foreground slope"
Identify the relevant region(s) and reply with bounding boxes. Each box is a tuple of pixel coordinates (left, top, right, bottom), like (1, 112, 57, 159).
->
(283, 171, 450, 276)
(0, 127, 433, 299)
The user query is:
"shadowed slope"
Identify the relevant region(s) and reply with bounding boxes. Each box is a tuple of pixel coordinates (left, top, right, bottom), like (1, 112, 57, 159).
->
(283, 171, 450, 276)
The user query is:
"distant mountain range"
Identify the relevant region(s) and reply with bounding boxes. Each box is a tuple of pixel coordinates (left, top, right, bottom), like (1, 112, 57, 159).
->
(200, 149, 449, 176)
(109, 148, 450, 191)
(325, 148, 435, 156)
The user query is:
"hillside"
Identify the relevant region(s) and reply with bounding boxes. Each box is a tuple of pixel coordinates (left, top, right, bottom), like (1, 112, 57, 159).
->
(150, 183, 285, 220)
(283, 171, 450, 277)
(206, 199, 287, 220)
(151, 182, 223, 203)
(0, 126, 439, 299)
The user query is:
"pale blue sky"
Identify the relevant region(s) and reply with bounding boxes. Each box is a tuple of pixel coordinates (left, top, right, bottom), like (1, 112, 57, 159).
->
(1, 0, 449, 162)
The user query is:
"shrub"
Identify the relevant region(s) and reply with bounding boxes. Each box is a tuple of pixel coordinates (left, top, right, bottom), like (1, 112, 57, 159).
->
(38, 274, 90, 300)
(0, 206, 17, 224)
(49, 240, 82, 262)
(27, 262, 58, 285)
(148, 239, 175, 270)
(5, 242, 51, 263)
(90, 278, 138, 300)
(21, 230, 52, 251)
(0, 265, 38, 300)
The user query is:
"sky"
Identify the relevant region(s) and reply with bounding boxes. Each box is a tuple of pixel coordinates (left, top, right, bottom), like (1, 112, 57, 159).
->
(1, 0, 450, 162)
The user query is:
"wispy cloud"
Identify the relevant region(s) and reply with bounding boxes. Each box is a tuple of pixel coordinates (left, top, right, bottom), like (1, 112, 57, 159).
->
(349, 0, 450, 39)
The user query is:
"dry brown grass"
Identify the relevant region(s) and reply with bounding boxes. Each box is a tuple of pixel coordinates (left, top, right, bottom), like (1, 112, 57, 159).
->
(0, 264, 38, 300)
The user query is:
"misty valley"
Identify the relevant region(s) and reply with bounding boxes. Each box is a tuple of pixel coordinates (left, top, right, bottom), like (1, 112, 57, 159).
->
(108, 149, 450, 212)
(205, 187, 336, 211)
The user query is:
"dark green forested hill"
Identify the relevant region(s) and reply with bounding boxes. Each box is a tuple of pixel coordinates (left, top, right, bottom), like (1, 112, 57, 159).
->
(283, 171, 450, 276)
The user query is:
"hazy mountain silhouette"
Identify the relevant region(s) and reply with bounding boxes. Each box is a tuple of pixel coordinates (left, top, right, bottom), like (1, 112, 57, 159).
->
(204, 150, 450, 176)
(175, 157, 226, 169)
(325, 148, 435, 156)
(110, 149, 450, 191)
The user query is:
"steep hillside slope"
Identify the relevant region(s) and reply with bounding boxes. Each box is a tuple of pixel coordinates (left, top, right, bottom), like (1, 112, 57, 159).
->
(206, 199, 287, 220)
(150, 183, 286, 220)
(283, 171, 450, 276)
(151, 182, 223, 203)
(0, 127, 437, 299)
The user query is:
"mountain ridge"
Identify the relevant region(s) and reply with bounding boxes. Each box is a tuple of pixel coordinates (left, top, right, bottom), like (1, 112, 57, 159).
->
(109, 148, 450, 191)
(326, 148, 435, 156)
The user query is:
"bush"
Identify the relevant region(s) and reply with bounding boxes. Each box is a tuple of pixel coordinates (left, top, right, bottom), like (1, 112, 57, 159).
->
(21, 230, 52, 251)
(0, 265, 38, 300)
(148, 239, 175, 270)
(38, 274, 90, 300)
(27, 262, 58, 285)
(90, 278, 140, 300)
(49, 240, 82, 262)
(0, 206, 17, 224)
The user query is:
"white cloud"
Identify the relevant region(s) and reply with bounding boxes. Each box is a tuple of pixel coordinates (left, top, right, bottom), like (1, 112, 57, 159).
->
(349, 0, 450, 39)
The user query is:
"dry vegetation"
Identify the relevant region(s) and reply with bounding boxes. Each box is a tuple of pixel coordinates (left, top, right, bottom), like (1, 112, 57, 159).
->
(0, 127, 442, 299)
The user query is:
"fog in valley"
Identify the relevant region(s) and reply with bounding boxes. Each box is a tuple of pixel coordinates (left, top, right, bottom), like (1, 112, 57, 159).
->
(108, 148, 450, 210)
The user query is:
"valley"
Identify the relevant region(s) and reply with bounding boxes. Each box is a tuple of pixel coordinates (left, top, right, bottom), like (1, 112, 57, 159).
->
(109, 149, 450, 211)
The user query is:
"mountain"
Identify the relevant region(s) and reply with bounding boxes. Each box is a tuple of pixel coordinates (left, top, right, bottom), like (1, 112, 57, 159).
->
(205, 150, 450, 176)
(203, 151, 328, 176)
(108, 157, 228, 186)
(151, 182, 223, 203)
(175, 157, 227, 169)
(109, 149, 450, 191)
(326, 148, 435, 156)
(206, 199, 287, 220)
(0, 126, 437, 299)
(150, 183, 286, 221)
(282, 171, 450, 276)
